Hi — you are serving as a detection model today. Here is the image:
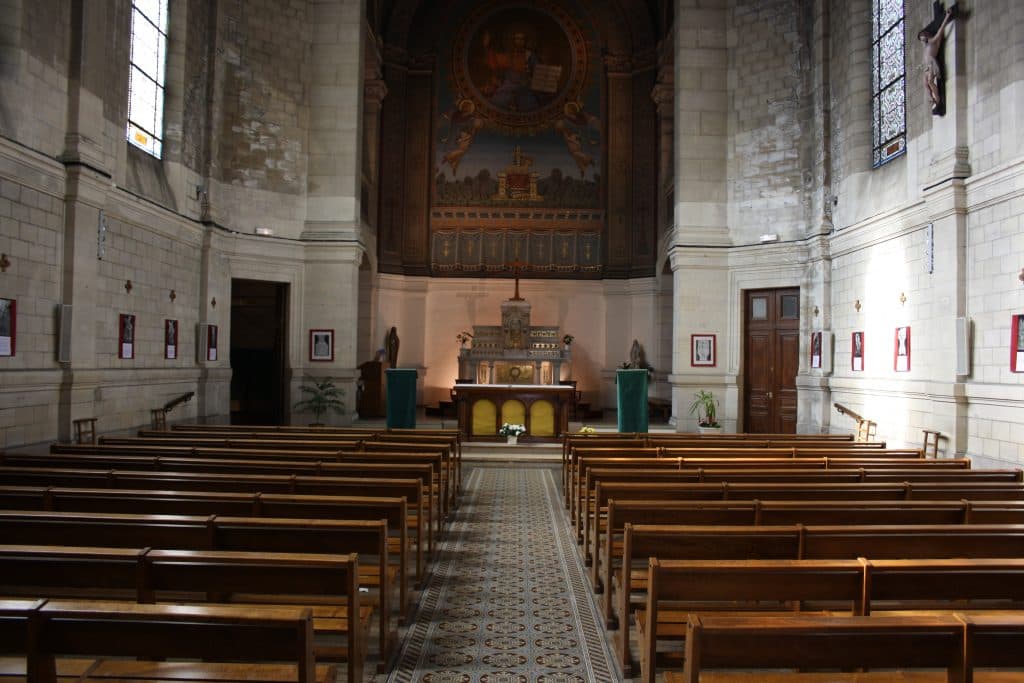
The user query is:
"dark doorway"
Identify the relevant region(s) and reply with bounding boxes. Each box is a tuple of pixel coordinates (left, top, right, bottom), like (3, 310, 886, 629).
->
(743, 287, 800, 433)
(230, 279, 288, 425)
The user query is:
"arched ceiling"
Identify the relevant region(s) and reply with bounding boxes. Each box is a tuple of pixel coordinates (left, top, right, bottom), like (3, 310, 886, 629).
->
(379, 0, 667, 62)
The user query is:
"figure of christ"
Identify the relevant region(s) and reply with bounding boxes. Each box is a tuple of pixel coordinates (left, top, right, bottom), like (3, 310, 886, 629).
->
(919, 6, 955, 114)
(481, 29, 539, 112)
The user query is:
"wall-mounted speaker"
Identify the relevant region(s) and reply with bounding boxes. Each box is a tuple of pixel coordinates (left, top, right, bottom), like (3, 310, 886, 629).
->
(57, 304, 72, 363)
(955, 317, 971, 376)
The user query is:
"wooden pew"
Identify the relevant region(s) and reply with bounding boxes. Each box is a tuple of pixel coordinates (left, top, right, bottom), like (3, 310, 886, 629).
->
(0, 510, 392, 670)
(639, 558, 865, 682)
(0, 484, 418, 602)
(673, 613, 966, 683)
(596, 497, 1010, 601)
(641, 557, 1024, 683)
(35, 600, 342, 683)
(0, 457, 440, 555)
(0, 546, 367, 679)
(615, 523, 1024, 674)
(585, 471, 1024, 565)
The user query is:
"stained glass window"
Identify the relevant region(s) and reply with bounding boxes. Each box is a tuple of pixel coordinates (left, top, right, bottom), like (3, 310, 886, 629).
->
(872, 0, 906, 167)
(127, 0, 168, 158)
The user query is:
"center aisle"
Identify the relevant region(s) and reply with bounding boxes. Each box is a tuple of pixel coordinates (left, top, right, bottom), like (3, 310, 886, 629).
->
(387, 464, 617, 682)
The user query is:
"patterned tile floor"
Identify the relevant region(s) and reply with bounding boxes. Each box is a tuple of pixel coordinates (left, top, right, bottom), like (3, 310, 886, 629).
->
(386, 464, 617, 682)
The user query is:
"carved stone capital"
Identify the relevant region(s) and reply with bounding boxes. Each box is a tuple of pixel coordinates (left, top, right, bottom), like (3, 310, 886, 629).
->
(364, 78, 389, 106)
(650, 82, 674, 109)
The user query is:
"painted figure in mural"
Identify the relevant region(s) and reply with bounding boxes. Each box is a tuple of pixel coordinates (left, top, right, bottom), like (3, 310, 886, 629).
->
(919, 5, 955, 115)
(481, 28, 539, 112)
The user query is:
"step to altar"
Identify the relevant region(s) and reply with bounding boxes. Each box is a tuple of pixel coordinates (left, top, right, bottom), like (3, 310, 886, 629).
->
(462, 441, 562, 462)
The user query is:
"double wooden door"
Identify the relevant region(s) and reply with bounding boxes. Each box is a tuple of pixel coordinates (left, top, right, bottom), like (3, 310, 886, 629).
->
(743, 287, 800, 433)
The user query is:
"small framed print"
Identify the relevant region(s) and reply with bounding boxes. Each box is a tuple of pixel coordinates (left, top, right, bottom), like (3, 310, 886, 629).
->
(1012, 314, 1024, 372)
(207, 324, 218, 361)
(894, 326, 911, 372)
(691, 334, 716, 367)
(0, 297, 15, 357)
(119, 313, 136, 359)
(310, 329, 334, 362)
(810, 331, 823, 369)
(851, 331, 865, 372)
(164, 319, 178, 360)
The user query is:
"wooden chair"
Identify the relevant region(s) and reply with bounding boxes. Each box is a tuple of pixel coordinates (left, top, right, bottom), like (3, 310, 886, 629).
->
(71, 418, 96, 444)
(923, 429, 941, 458)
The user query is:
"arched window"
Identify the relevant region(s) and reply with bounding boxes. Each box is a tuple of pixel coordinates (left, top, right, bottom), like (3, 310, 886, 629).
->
(127, 0, 169, 158)
(872, 0, 906, 167)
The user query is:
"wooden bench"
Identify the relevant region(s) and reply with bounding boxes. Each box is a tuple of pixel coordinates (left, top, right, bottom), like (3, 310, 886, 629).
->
(589, 475, 1019, 581)
(673, 613, 966, 683)
(0, 484, 418, 605)
(0, 546, 367, 680)
(33, 600, 341, 683)
(595, 497, 1024, 604)
(0, 510, 392, 670)
(614, 523, 1024, 674)
(641, 557, 1024, 683)
(0, 456, 440, 557)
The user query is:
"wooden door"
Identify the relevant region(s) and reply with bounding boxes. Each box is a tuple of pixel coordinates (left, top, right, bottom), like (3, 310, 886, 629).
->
(743, 288, 800, 433)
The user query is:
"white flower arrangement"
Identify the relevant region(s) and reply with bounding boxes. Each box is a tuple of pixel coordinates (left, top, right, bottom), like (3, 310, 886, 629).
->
(498, 422, 527, 437)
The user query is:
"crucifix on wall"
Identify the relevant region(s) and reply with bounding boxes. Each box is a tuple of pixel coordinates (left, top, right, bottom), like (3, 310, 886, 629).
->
(919, 1, 957, 116)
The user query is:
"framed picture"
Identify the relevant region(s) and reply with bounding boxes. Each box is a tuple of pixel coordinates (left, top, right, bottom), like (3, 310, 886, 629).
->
(119, 313, 135, 359)
(810, 331, 822, 369)
(894, 326, 911, 372)
(691, 334, 716, 367)
(0, 297, 15, 357)
(310, 329, 334, 362)
(1012, 314, 1024, 373)
(851, 331, 865, 372)
(207, 324, 218, 361)
(164, 319, 178, 360)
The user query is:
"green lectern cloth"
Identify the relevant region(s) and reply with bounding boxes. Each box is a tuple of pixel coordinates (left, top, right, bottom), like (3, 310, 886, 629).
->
(385, 368, 417, 429)
(616, 369, 649, 433)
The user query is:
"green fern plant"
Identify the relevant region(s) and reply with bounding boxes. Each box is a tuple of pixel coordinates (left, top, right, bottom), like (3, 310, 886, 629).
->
(294, 377, 345, 424)
(688, 389, 720, 428)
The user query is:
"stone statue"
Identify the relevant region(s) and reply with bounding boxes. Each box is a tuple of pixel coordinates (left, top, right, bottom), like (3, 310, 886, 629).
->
(919, 3, 956, 115)
(629, 339, 643, 368)
(386, 326, 400, 367)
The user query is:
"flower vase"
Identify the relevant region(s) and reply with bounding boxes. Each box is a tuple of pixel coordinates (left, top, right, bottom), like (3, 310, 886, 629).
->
(506, 435, 518, 445)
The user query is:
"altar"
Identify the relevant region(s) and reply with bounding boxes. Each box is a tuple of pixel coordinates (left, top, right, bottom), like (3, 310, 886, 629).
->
(453, 270, 575, 440)
(451, 384, 575, 441)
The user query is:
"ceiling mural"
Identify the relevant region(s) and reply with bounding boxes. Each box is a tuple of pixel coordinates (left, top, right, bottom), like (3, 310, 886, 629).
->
(431, 0, 604, 275)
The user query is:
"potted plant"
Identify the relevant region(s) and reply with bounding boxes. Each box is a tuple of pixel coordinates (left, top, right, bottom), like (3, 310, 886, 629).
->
(294, 376, 345, 426)
(498, 422, 527, 444)
(688, 389, 722, 434)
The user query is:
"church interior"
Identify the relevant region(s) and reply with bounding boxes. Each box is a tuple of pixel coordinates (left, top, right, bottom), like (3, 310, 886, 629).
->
(1, 0, 1024, 680)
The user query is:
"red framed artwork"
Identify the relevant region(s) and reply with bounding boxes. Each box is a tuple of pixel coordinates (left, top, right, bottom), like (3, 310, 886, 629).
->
(691, 334, 716, 367)
(894, 326, 910, 372)
(207, 324, 218, 361)
(851, 331, 865, 371)
(164, 319, 178, 360)
(0, 297, 15, 357)
(810, 331, 822, 369)
(1012, 314, 1024, 372)
(310, 329, 334, 362)
(119, 313, 136, 359)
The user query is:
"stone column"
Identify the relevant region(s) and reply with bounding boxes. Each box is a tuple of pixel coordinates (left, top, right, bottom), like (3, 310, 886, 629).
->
(673, 0, 729, 246)
(302, 0, 365, 241)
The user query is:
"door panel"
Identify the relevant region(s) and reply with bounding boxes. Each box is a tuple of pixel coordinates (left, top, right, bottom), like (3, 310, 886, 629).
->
(743, 287, 800, 433)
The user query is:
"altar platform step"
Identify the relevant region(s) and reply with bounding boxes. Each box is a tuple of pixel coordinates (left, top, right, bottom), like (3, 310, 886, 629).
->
(462, 441, 562, 462)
